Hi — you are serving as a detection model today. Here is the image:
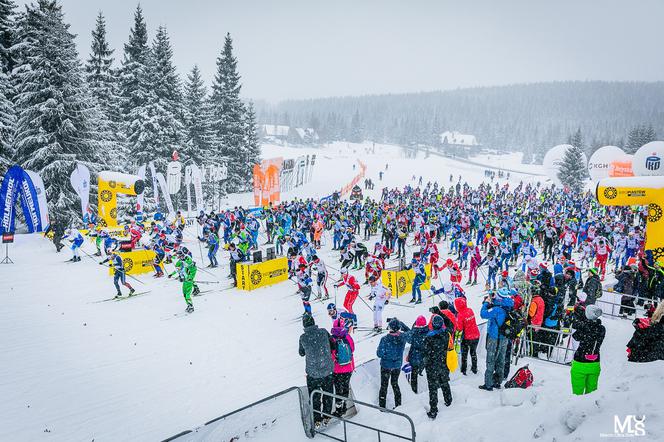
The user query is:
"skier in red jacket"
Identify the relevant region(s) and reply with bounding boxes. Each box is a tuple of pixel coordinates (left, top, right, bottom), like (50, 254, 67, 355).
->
(334, 268, 361, 314)
(439, 258, 462, 283)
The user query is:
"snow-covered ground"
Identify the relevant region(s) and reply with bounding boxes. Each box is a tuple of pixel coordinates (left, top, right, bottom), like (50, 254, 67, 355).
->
(1, 142, 662, 441)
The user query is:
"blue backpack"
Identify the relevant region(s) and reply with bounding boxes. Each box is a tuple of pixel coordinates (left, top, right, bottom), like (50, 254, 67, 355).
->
(335, 338, 353, 366)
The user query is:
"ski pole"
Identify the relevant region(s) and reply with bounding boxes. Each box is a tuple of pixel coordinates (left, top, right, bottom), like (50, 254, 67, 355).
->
(356, 292, 374, 313)
(195, 280, 220, 284)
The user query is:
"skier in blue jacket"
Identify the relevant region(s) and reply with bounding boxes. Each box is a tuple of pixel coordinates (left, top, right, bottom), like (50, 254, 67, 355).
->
(64, 229, 84, 262)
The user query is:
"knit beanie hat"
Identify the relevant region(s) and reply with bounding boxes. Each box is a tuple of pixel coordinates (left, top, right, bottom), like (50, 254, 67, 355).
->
(415, 315, 427, 327)
(431, 314, 444, 330)
(585, 305, 603, 321)
(302, 312, 315, 328)
(388, 318, 401, 332)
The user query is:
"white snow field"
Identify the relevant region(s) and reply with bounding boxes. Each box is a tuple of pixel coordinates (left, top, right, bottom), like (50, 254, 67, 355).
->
(1, 142, 663, 442)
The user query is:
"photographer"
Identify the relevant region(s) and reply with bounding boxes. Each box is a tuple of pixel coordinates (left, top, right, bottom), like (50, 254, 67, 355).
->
(478, 290, 514, 391)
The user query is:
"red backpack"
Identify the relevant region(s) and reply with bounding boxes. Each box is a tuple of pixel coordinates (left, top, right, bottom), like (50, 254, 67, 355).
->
(505, 365, 533, 389)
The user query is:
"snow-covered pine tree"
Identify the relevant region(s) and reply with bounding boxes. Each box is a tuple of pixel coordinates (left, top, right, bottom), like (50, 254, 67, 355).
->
(0, 0, 15, 171)
(243, 101, 261, 178)
(0, 0, 16, 71)
(85, 11, 124, 163)
(625, 125, 644, 154)
(183, 64, 216, 166)
(557, 143, 587, 190)
(349, 110, 363, 143)
(119, 4, 150, 128)
(123, 21, 183, 176)
(12, 0, 108, 219)
(0, 69, 14, 171)
(149, 25, 183, 149)
(210, 33, 247, 192)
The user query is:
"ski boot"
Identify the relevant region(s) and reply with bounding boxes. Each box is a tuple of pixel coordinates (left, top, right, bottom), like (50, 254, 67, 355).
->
(186, 304, 194, 313)
(128, 288, 136, 296)
(114, 292, 123, 299)
(193, 286, 201, 296)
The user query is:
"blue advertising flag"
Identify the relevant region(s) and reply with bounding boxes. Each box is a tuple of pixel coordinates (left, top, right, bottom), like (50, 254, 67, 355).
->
(0, 165, 24, 234)
(18, 169, 43, 233)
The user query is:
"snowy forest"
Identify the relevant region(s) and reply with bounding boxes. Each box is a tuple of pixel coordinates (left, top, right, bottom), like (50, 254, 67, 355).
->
(256, 81, 663, 162)
(0, 0, 261, 218)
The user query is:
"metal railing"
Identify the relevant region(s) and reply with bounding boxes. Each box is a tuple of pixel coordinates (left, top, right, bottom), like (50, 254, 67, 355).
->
(162, 386, 310, 441)
(310, 390, 416, 442)
(596, 290, 653, 319)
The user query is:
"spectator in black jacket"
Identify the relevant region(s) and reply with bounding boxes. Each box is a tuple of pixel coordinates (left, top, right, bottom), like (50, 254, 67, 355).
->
(563, 268, 578, 307)
(627, 303, 664, 362)
(424, 315, 452, 419)
(404, 315, 428, 393)
(570, 305, 605, 395)
(299, 313, 335, 427)
(582, 268, 602, 305)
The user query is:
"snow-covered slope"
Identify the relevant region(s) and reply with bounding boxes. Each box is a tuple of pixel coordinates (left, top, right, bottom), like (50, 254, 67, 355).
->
(1, 142, 661, 442)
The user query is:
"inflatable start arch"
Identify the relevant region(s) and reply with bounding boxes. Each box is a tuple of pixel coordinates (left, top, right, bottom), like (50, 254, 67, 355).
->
(98, 172, 145, 227)
(596, 176, 664, 265)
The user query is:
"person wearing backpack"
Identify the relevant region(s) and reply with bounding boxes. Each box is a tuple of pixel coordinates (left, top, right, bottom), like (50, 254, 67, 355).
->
(377, 318, 410, 408)
(570, 305, 605, 395)
(541, 286, 564, 358)
(330, 318, 355, 417)
(404, 315, 429, 393)
(299, 312, 335, 427)
(424, 315, 452, 419)
(479, 291, 514, 391)
(454, 297, 480, 375)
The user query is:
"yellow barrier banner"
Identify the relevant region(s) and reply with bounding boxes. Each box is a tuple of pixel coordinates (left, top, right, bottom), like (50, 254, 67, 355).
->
(381, 264, 431, 298)
(108, 250, 156, 276)
(237, 257, 289, 291)
(596, 177, 664, 264)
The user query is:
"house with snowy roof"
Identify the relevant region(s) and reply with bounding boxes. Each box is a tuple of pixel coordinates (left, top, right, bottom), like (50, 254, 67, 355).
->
(258, 124, 319, 145)
(439, 131, 481, 156)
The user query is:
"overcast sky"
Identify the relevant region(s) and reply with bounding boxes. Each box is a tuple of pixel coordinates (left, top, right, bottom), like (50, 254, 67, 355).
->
(23, 0, 664, 102)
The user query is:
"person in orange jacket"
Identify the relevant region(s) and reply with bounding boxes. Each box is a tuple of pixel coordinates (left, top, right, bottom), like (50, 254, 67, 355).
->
(528, 283, 545, 355)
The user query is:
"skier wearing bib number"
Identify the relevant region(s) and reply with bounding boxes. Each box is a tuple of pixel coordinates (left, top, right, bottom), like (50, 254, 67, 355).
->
(334, 268, 360, 315)
(180, 255, 198, 313)
(368, 276, 391, 332)
(100, 251, 136, 298)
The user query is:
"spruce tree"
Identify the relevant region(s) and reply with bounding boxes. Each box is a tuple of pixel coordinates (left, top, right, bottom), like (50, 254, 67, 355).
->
(0, 0, 15, 169)
(0, 69, 13, 169)
(625, 125, 644, 154)
(183, 64, 215, 165)
(350, 110, 363, 143)
(243, 101, 261, 176)
(557, 144, 587, 190)
(12, 0, 107, 218)
(0, 0, 16, 72)
(119, 5, 150, 121)
(85, 11, 123, 164)
(211, 33, 247, 192)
